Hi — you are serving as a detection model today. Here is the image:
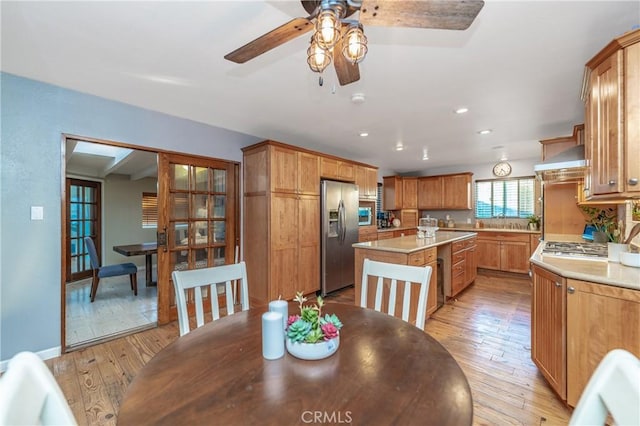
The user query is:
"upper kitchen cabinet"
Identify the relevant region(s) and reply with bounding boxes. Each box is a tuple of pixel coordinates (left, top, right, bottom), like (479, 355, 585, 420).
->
(355, 166, 378, 200)
(418, 173, 473, 210)
(266, 145, 320, 195)
(383, 176, 403, 210)
(320, 157, 355, 182)
(383, 176, 417, 210)
(585, 29, 640, 199)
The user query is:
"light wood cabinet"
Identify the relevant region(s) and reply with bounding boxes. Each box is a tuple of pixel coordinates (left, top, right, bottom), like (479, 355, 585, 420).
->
(566, 279, 640, 407)
(417, 176, 443, 209)
(585, 29, 640, 198)
(243, 142, 320, 304)
(355, 166, 378, 200)
(476, 232, 531, 274)
(321, 157, 355, 182)
(383, 176, 403, 210)
(417, 173, 473, 210)
(442, 174, 473, 209)
(451, 236, 477, 297)
(358, 225, 378, 242)
(531, 264, 567, 400)
(402, 177, 418, 209)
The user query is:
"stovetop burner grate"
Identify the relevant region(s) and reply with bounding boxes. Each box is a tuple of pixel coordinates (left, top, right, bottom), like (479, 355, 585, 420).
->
(542, 241, 608, 258)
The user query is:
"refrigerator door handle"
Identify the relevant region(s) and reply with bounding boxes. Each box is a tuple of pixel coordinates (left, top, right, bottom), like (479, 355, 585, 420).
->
(338, 200, 345, 244)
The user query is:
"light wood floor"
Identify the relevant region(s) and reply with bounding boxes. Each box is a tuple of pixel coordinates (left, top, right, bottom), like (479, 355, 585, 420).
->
(47, 271, 571, 425)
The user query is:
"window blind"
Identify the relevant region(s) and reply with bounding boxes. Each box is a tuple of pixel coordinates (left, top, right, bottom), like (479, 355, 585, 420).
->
(475, 177, 535, 219)
(142, 192, 158, 228)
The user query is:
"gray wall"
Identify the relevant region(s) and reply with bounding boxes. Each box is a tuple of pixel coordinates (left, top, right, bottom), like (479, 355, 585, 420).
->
(0, 72, 260, 361)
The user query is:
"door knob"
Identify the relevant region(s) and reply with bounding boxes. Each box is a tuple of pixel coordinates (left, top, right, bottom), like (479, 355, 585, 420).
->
(567, 286, 575, 294)
(608, 180, 616, 186)
(629, 178, 638, 186)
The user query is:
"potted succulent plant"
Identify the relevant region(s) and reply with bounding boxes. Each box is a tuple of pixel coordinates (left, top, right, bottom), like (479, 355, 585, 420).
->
(285, 292, 343, 360)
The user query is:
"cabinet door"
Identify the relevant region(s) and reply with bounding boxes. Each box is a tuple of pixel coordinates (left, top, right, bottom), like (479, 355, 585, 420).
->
(270, 146, 298, 193)
(383, 176, 403, 210)
(338, 161, 355, 181)
(320, 157, 339, 180)
(443, 174, 472, 209)
(566, 279, 640, 407)
(402, 177, 418, 209)
(590, 51, 624, 195)
(465, 244, 477, 285)
(625, 42, 640, 195)
(417, 176, 443, 209)
(270, 193, 299, 299)
(298, 195, 320, 296)
(365, 167, 378, 199)
(531, 265, 566, 400)
(500, 241, 530, 273)
(476, 239, 500, 270)
(298, 152, 320, 195)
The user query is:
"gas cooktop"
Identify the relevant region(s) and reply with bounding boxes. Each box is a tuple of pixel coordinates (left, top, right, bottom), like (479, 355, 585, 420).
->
(542, 241, 608, 260)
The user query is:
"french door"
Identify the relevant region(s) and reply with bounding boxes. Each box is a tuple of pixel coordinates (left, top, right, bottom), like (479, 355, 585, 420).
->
(156, 153, 239, 324)
(65, 178, 101, 282)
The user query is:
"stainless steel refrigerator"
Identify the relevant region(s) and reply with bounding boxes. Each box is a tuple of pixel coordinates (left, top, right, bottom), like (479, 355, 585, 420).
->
(321, 180, 359, 296)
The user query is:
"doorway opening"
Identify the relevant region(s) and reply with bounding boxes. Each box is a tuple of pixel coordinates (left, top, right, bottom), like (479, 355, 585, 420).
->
(63, 136, 159, 350)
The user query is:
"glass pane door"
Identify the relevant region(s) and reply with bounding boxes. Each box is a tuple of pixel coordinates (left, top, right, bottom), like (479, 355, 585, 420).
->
(66, 178, 101, 281)
(157, 153, 238, 325)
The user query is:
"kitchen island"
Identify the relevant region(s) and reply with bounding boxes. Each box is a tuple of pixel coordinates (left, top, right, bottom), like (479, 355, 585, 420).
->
(353, 230, 477, 328)
(529, 241, 640, 407)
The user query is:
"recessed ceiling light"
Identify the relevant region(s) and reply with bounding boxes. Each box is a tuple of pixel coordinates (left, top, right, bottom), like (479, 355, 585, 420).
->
(351, 93, 366, 104)
(478, 129, 492, 135)
(395, 142, 404, 151)
(422, 149, 429, 160)
(455, 107, 469, 114)
(359, 132, 369, 137)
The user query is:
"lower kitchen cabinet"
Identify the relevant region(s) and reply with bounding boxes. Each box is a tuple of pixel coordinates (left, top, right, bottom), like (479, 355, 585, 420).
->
(477, 232, 532, 273)
(531, 265, 640, 407)
(358, 225, 378, 242)
(531, 264, 566, 400)
(451, 236, 477, 297)
(566, 279, 640, 406)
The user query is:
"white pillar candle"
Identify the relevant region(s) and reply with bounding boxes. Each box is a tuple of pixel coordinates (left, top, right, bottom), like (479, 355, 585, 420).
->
(262, 311, 284, 360)
(268, 300, 288, 330)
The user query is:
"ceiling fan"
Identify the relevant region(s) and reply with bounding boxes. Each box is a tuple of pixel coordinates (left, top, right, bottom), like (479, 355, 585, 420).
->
(224, 0, 485, 86)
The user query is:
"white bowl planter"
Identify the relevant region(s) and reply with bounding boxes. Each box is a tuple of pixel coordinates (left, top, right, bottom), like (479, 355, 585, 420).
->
(286, 336, 340, 360)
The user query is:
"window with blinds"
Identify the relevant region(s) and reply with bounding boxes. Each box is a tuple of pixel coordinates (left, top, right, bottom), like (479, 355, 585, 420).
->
(475, 177, 535, 219)
(142, 192, 158, 228)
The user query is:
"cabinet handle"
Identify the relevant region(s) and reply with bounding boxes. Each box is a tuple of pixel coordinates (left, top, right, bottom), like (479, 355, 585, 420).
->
(608, 180, 616, 186)
(567, 286, 575, 294)
(629, 178, 638, 186)
(555, 282, 561, 288)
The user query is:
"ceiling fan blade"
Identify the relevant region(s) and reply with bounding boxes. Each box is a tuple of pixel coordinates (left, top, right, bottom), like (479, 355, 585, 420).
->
(225, 17, 314, 64)
(359, 0, 484, 30)
(333, 36, 360, 86)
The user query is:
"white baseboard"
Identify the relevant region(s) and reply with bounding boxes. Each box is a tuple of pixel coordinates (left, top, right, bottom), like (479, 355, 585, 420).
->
(0, 346, 61, 373)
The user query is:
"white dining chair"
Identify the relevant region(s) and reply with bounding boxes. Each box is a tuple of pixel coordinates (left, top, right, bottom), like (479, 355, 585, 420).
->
(569, 349, 640, 426)
(172, 261, 250, 336)
(360, 258, 432, 331)
(0, 351, 77, 425)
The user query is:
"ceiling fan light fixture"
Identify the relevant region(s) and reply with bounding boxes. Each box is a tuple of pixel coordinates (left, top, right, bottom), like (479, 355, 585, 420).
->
(307, 38, 332, 73)
(342, 24, 368, 64)
(315, 8, 341, 50)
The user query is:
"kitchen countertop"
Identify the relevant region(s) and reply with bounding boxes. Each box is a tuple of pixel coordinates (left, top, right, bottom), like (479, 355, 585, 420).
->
(377, 225, 540, 234)
(530, 242, 640, 291)
(354, 231, 477, 254)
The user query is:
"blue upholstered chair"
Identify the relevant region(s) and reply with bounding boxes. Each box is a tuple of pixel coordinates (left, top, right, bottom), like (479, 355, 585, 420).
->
(84, 237, 138, 303)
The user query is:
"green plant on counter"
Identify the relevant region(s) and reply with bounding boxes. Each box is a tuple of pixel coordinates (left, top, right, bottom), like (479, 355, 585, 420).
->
(633, 201, 640, 222)
(580, 206, 622, 243)
(527, 215, 541, 225)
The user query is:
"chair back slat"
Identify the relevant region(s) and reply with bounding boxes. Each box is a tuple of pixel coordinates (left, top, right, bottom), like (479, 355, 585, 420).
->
(172, 262, 249, 336)
(569, 349, 640, 426)
(360, 258, 432, 331)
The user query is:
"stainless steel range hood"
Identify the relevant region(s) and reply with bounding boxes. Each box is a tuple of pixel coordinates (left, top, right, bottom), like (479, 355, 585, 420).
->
(534, 144, 587, 183)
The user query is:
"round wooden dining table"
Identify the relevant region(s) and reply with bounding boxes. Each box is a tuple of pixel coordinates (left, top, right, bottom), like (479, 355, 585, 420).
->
(117, 303, 472, 425)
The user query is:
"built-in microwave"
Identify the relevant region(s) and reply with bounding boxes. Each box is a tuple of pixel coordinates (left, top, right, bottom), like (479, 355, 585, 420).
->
(358, 207, 373, 226)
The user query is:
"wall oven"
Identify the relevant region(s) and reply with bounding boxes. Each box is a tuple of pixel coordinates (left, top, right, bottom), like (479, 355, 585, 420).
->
(358, 207, 373, 226)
